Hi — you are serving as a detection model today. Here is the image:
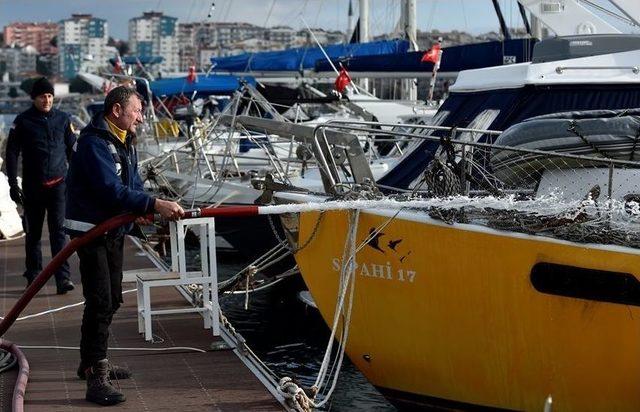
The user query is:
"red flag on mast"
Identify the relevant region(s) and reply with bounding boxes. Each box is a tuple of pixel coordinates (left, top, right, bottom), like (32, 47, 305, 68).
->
(334, 66, 351, 93)
(187, 65, 197, 83)
(421, 43, 442, 64)
(114, 54, 123, 74)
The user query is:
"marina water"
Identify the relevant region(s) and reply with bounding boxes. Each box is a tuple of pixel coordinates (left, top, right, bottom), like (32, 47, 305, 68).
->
(194, 250, 395, 411)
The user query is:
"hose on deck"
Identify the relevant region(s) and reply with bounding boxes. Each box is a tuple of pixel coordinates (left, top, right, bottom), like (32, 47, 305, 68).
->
(0, 340, 28, 412)
(0, 205, 260, 411)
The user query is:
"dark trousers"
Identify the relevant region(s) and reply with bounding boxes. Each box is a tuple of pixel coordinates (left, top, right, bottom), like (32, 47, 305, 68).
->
(23, 182, 70, 285)
(77, 234, 124, 365)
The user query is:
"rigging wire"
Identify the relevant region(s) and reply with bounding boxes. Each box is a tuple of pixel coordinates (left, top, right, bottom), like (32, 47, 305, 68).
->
(222, 0, 233, 22)
(185, 0, 197, 23)
(460, 0, 469, 34)
(243, 0, 277, 72)
(385, 0, 396, 40)
(578, 0, 636, 26)
(281, 0, 310, 30)
(264, 0, 278, 28)
(313, 0, 325, 28)
(426, 0, 438, 34)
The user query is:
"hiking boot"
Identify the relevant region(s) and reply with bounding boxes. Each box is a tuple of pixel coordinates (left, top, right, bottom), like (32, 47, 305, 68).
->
(85, 359, 126, 406)
(78, 360, 131, 380)
(56, 279, 74, 295)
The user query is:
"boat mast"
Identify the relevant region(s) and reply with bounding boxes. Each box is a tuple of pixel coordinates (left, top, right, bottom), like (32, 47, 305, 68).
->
(359, 0, 369, 92)
(401, 0, 418, 100)
(347, 0, 355, 43)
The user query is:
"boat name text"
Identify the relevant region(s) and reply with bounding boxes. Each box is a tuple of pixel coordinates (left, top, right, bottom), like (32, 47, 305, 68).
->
(331, 258, 417, 283)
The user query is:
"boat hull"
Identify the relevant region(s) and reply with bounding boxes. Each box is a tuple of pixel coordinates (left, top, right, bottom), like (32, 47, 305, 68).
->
(292, 209, 640, 411)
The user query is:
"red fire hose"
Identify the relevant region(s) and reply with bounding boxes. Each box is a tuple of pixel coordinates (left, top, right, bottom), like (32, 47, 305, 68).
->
(0, 205, 260, 411)
(0, 339, 28, 412)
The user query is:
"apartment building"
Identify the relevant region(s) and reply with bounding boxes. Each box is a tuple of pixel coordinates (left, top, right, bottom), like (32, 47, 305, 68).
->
(58, 14, 109, 79)
(4, 22, 58, 54)
(129, 11, 179, 73)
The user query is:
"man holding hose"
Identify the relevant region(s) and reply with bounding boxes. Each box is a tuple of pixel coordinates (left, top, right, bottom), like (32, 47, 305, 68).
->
(65, 86, 184, 406)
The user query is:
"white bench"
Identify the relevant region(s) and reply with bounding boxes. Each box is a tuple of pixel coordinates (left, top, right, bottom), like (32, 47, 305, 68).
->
(136, 218, 220, 341)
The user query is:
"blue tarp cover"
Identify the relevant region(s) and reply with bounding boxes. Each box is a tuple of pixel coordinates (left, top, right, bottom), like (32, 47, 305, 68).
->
(314, 39, 536, 72)
(211, 39, 409, 72)
(150, 74, 255, 97)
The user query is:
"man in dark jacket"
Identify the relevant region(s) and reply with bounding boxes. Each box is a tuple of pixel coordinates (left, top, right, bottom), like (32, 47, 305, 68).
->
(5, 77, 75, 293)
(66, 86, 183, 406)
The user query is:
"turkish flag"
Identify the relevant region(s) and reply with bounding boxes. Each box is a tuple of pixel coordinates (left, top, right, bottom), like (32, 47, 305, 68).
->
(421, 43, 442, 64)
(187, 65, 197, 83)
(114, 55, 123, 74)
(334, 67, 351, 93)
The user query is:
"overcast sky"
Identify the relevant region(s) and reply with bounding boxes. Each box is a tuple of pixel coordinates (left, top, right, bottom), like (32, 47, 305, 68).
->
(1, 0, 530, 40)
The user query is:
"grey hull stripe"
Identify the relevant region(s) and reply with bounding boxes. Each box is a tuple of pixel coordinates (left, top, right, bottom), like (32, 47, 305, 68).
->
(64, 219, 95, 232)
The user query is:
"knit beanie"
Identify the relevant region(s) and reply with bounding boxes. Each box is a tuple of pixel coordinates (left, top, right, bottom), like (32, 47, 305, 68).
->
(30, 77, 55, 99)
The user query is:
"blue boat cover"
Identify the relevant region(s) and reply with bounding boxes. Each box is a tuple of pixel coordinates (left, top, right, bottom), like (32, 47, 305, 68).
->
(314, 39, 536, 72)
(150, 75, 256, 97)
(211, 40, 409, 72)
(378, 84, 640, 190)
(109, 56, 165, 65)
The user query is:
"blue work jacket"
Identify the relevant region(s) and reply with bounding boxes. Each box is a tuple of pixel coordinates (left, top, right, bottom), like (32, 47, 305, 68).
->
(65, 112, 155, 236)
(5, 106, 76, 188)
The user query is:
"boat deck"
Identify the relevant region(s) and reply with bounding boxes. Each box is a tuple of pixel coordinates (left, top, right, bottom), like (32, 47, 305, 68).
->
(0, 233, 283, 411)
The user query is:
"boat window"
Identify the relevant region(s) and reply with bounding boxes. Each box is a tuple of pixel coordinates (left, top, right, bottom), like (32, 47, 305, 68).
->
(530, 262, 640, 306)
(456, 109, 500, 143)
(402, 110, 450, 158)
(405, 109, 499, 190)
(432, 108, 501, 161)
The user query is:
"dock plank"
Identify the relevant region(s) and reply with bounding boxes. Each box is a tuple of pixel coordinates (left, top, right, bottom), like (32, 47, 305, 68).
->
(0, 233, 283, 411)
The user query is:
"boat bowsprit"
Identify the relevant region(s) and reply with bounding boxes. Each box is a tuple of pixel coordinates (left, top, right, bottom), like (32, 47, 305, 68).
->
(490, 109, 640, 187)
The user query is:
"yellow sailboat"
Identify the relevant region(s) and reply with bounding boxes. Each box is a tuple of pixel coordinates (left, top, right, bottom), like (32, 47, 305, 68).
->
(284, 206, 640, 411)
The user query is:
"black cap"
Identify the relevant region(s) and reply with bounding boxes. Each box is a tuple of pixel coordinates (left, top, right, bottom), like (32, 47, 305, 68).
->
(30, 77, 55, 99)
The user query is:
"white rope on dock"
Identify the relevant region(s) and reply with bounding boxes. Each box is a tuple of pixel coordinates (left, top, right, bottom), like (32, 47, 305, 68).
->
(0, 289, 137, 322)
(16, 345, 207, 353)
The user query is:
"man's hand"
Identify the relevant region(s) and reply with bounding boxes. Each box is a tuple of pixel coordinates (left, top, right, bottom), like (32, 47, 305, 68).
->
(9, 186, 23, 205)
(154, 199, 184, 221)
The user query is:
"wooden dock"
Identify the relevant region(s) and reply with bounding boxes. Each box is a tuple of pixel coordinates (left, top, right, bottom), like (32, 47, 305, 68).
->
(0, 233, 284, 411)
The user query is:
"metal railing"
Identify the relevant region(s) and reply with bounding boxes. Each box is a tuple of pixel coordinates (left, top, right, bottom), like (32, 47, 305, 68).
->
(311, 119, 640, 199)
